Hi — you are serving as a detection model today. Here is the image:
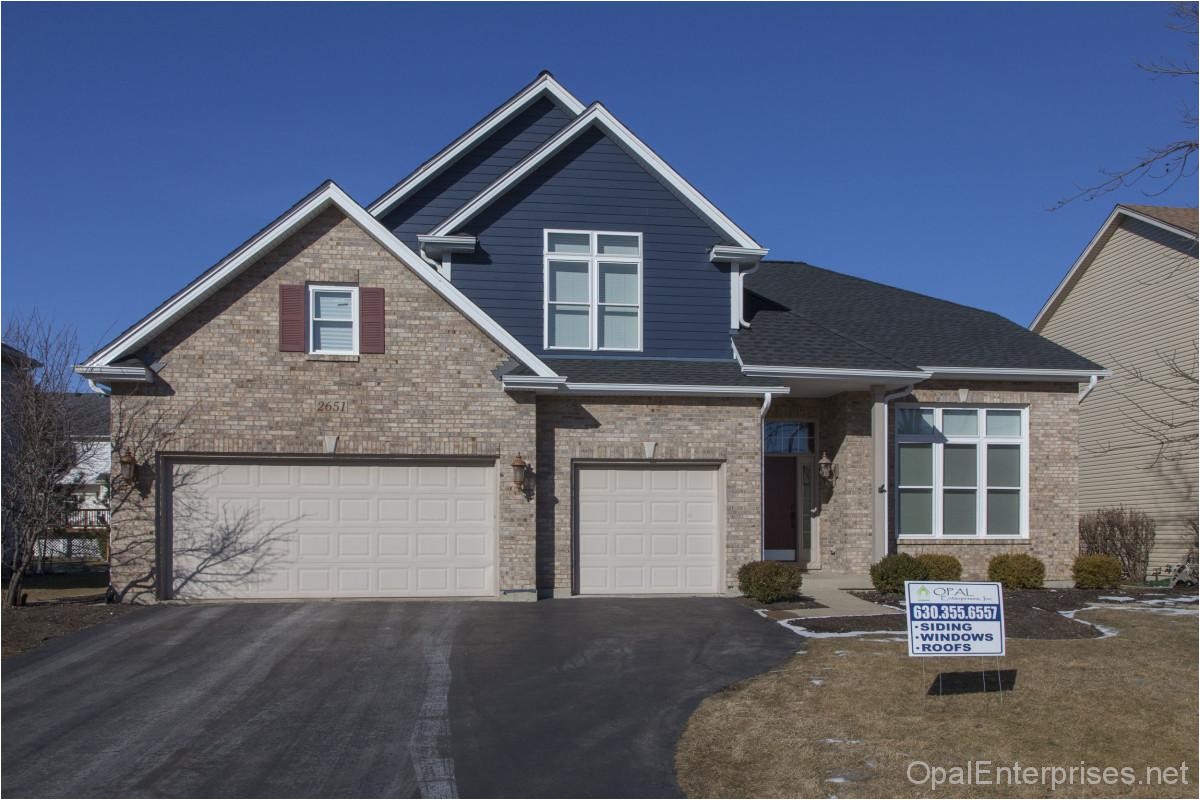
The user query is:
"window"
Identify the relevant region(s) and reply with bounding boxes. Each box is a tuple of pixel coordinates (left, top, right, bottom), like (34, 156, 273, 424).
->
(309, 285, 358, 354)
(765, 421, 816, 454)
(894, 406, 1028, 538)
(545, 230, 642, 351)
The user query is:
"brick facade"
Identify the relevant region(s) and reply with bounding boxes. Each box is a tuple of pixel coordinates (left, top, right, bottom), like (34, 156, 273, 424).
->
(535, 396, 761, 594)
(107, 208, 537, 601)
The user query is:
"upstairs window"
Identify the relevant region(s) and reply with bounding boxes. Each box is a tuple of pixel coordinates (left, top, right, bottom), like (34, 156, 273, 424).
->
(894, 406, 1028, 539)
(309, 285, 359, 354)
(544, 230, 642, 351)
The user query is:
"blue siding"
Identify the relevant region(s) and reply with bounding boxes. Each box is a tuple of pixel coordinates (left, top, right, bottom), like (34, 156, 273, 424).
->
(451, 126, 734, 360)
(380, 98, 574, 250)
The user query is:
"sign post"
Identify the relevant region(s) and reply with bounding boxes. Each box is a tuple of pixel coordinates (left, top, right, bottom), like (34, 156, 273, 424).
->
(905, 581, 1006, 700)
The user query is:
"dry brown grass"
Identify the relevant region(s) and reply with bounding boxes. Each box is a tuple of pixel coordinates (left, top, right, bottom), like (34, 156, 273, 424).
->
(677, 608, 1199, 798)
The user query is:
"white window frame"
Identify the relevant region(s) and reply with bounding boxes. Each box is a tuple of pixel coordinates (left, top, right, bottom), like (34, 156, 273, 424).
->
(308, 284, 359, 355)
(543, 229, 643, 352)
(893, 404, 1029, 539)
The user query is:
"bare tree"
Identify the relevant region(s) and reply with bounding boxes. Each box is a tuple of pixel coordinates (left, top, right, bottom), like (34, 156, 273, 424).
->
(1053, 3, 1198, 209)
(1, 314, 103, 606)
(1100, 341, 1200, 469)
(105, 395, 295, 602)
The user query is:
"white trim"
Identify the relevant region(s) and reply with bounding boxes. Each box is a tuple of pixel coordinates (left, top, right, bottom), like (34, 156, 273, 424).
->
(1031, 205, 1198, 331)
(416, 234, 477, 253)
(73, 364, 153, 383)
(500, 376, 788, 397)
(80, 182, 560, 379)
(430, 104, 763, 249)
(308, 284, 359, 355)
(893, 404, 1029, 539)
(709, 245, 768, 265)
(741, 364, 933, 381)
(543, 229, 643, 352)
(367, 73, 585, 218)
(919, 366, 1111, 381)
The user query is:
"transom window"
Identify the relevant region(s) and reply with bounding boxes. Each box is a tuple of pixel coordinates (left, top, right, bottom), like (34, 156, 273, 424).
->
(309, 285, 358, 354)
(544, 230, 642, 351)
(765, 421, 816, 454)
(894, 406, 1027, 538)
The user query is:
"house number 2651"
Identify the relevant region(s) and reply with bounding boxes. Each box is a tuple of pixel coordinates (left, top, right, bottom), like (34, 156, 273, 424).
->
(316, 401, 346, 413)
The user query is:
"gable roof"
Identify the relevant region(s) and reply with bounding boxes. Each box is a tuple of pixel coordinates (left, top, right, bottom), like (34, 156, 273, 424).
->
(738, 261, 1106, 378)
(1031, 204, 1199, 331)
(366, 72, 585, 219)
(79, 181, 558, 379)
(428, 102, 763, 250)
(59, 392, 110, 437)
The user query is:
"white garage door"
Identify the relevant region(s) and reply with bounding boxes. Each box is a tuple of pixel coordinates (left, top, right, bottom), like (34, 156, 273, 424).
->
(577, 465, 721, 595)
(168, 460, 495, 599)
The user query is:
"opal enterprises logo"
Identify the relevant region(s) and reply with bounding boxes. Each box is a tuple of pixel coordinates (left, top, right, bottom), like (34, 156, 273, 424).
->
(907, 760, 1191, 791)
(905, 581, 1005, 657)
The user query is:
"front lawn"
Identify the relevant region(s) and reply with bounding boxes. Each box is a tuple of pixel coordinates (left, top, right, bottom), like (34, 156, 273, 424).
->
(677, 598, 1198, 798)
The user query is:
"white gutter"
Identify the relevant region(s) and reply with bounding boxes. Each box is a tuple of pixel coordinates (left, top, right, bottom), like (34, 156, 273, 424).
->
(500, 376, 789, 397)
(919, 366, 1112, 381)
(74, 364, 153, 383)
(741, 364, 932, 381)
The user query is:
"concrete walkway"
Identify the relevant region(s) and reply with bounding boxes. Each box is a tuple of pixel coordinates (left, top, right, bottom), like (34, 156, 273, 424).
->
(784, 574, 902, 619)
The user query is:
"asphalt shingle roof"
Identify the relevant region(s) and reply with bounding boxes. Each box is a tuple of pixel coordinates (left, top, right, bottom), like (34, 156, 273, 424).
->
(738, 261, 1104, 372)
(1120, 204, 1198, 235)
(511, 358, 778, 386)
(60, 393, 110, 437)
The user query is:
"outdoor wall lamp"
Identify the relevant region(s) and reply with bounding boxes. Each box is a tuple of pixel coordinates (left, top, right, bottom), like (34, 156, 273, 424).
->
(818, 451, 837, 485)
(511, 453, 528, 494)
(118, 448, 139, 483)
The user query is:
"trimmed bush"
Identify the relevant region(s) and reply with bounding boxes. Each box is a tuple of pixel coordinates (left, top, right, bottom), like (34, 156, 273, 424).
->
(737, 561, 803, 604)
(1079, 507, 1155, 582)
(916, 553, 962, 581)
(1073, 554, 1122, 590)
(987, 553, 1045, 589)
(869, 553, 927, 593)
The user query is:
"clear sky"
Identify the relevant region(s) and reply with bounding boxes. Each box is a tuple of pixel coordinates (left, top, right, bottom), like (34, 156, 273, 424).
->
(2, 2, 1196, 358)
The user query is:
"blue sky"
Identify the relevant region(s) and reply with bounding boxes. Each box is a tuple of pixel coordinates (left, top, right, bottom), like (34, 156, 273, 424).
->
(2, 2, 1196, 358)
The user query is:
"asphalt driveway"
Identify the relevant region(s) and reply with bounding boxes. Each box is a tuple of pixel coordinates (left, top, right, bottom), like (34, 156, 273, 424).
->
(1, 598, 797, 798)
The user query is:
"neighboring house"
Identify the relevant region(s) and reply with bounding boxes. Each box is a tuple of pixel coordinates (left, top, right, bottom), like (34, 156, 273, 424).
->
(76, 73, 1105, 602)
(36, 393, 112, 563)
(1032, 204, 1199, 573)
(2, 342, 39, 574)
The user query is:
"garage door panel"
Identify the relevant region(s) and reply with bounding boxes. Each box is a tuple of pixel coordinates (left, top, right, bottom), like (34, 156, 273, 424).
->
(171, 461, 495, 599)
(578, 466, 721, 595)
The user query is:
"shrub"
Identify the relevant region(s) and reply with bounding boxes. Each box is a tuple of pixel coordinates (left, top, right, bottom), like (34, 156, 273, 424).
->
(1078, 507, 1155, 583)
(915, 553, 962, 581)
(869, 553, 928, 593)
(1073, 554, 1122, 590)
(737, 561, 803, 604)
(987, 553, 1045, 589)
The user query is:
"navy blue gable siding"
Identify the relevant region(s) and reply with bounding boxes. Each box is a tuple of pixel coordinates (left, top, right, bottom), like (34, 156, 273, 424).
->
(450, 126, 734, 360)
(380, 98, 574, 250)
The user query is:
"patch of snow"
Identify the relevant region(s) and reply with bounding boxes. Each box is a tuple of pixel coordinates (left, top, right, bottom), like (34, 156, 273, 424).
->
(781, 621, 906, 639)
(1098, 595, 1135, 602)
(834, 650, 851, 657)
(810, 677, 826, 686)
(825, 776, 852, 784)
(1059, 608, 1120, 638)
(821, 738, 863, 745)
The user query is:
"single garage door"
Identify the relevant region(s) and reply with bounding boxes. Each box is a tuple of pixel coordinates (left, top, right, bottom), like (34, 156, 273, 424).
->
(577, 465, 721, 595)
(168, 459, 495, 599)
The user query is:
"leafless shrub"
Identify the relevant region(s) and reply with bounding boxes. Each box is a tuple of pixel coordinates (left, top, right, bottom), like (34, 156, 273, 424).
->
(1079, 507, 1157, 582)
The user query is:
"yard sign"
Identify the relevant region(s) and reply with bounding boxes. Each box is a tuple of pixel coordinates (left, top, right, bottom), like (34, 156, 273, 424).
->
(905, 581, 1005, 657)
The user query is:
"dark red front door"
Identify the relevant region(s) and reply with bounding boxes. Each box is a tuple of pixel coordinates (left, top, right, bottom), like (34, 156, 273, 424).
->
(764, 457, 797, 555)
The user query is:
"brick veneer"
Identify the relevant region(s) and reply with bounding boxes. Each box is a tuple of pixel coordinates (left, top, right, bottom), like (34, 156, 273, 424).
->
(107, 208, 537, 601)
(895, 382, 1080, 581)
(535, 396, 762, 594)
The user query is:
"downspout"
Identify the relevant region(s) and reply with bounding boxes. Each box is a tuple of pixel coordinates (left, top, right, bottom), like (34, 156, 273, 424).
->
(758, 391, 773, 562)
(1079, 374, 1099, 404)
(738, 262, 761, 328)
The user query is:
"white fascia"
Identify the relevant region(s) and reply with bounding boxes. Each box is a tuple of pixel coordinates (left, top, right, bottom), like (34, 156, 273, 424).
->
(74, 364, 153, 383)
(367, 73, 586, 218)
(740, 364, 933, 381)
(500, 377, 790, 397)
(80, 182, 559, 379)
(429, 103, 763, 250)
(1030, 205, 1198, 331)
(918, 366, 1112, 381)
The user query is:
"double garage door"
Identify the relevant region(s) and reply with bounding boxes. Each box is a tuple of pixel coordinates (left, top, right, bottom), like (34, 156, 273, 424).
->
(168, 460, 722, 599)
(168, 459, 495, 600)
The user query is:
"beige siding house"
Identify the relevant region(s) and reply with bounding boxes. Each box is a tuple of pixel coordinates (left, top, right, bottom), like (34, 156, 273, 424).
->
(1033, 204, 1199, 573)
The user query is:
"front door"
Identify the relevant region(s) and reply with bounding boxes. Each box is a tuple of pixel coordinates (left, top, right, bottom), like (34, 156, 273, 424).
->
(764, 455, 816, 565)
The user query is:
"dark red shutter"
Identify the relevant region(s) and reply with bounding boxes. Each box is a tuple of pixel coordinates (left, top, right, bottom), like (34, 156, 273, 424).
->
(359, 287, 385, 354)
(278, 284, 306, 352)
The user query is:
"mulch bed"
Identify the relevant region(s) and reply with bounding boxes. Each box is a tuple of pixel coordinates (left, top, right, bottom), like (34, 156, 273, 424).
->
(811, 586, 1197, 641)
(1, 603, 140, 660)
(734, 594, 826, 613)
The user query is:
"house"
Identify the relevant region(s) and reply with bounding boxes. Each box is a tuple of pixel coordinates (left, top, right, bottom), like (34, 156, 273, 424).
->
(1032, 204, 1199, 574)
(75, 73, 1105, 602)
